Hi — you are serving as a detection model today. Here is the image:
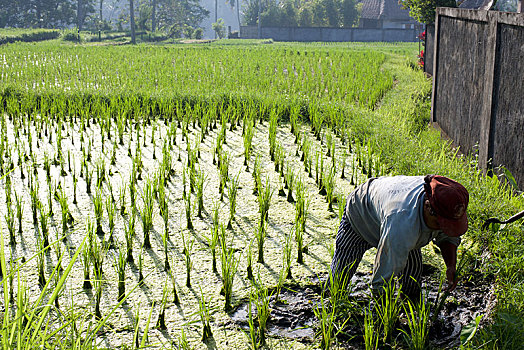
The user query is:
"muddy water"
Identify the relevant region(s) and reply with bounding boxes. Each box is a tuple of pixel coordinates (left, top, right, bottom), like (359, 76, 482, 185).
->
(0, 115, 490, 349)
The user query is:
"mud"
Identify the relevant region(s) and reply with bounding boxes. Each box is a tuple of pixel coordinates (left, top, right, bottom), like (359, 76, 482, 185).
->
(229, 271, 494, 349)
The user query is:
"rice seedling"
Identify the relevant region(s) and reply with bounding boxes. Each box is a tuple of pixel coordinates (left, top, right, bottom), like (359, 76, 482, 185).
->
(182, 231, 194, 288)
(155, 281, 169, 330)
(218, 151, 230, 201)
(177, 329, 191, 350)
(374, 278, 402, 344)
(140, 178, 155, 248)
(93, 264, 103, 319)
(337, 192, 346, 221)
(196, 287, 213, 341)
(124, 212, 136, 263)
(105, 195, 116, 246)
(283, 227, 293, 279)
(36, 236, 46, 288)
(243, 117, 254, 170)
(57, 184, 74, 235)
(324, 166, 336, 212)
(82, 242, 92, 290)
(313, 287, 350, 350)
(220, 224, 238, 312)
(91, 232, 107, 281)
(38, 202, 50, 248)
(168, 266, 180, 305)
(14, 191, 23, 235)
(93, 188, 105, 236)
(138, 247, 144, 284)
(295, 178, 309, 264)
(5, 206, 16, 246)
(72, 163, 78, 204)
(227, 172, 240, 229)
(246, 239, 254, 281)
(326, 131, 333, 157)
(206, 202, 221, 273)
(400, 294, 431, 350)
(46, 177, 54, 217)
(318, 153, 326, 195)
(268, 110, 278, 161)
(363, 307, 379, 350)
(252, 277, 272, 346)
(196, 167, 206, 218)
(252, 154, 261, 196)
(246, 290, 259, 349)
(340, 149, 347, 179)
(257, 176, 272, 224)
(285, 164, 295, 203)
(95, 157, 107, 188)
(118, 182, 127, 216)
(350, 156, 356, 186)
(255, 219, 267, 264)
(115, 245, 127, 302)
(183, 182, 194, 230)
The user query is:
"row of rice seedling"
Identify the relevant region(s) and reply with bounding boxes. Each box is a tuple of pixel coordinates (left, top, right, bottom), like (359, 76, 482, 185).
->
(0, 44, 392, 110)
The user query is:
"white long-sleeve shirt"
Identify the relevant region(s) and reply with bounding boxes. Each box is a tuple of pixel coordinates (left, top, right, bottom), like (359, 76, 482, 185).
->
(346, 176, 461, 290)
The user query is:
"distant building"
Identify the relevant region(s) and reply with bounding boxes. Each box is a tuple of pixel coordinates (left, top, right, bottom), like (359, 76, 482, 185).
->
(360, 0, 421, 29)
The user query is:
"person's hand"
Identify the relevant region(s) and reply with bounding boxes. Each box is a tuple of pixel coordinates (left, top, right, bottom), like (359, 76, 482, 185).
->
(445, 266, 458, 292)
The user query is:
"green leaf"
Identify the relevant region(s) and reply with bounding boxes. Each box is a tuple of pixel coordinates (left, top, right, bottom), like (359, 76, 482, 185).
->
(460, 314, 482, 346)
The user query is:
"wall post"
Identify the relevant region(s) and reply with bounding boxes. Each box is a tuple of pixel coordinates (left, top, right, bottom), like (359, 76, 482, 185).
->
(478, 12, 499, 172)
(430, 11, 442, 123)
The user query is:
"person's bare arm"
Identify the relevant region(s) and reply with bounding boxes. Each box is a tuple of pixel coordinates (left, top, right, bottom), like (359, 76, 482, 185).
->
(438, 241, 458, 291)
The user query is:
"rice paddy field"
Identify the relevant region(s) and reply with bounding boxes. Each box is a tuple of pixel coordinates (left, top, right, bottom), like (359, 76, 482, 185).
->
(1, 39, 523, 349)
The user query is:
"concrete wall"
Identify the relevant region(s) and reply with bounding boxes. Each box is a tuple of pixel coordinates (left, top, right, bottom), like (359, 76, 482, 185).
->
(240, 26, 419, 42)
(431, 9, 524, 189)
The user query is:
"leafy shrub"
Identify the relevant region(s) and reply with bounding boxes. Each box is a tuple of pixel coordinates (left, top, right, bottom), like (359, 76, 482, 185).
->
(61, 29, 81, 42)
(193, 28, 204, 40)
(212, 19, 226, 39)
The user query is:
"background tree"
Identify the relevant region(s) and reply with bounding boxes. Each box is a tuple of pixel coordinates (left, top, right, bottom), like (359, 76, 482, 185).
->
(340, 0, 358, 27)
(155, 0, 209, 37)
(129, 0, 136, 43)
(0, 0, 80, 28)
(242, 0, 359, 28)
(212, 18, 226, 38)
(399, 0, 456, 24)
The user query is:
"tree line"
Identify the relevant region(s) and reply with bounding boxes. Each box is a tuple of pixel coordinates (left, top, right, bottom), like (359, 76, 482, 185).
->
(243, 0, 360, 28)
(0, 0, 208, 36)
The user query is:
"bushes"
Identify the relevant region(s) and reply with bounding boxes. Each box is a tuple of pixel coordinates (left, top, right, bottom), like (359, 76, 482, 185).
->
(61, 29, 81, 42)
(0, 29, 60, 45)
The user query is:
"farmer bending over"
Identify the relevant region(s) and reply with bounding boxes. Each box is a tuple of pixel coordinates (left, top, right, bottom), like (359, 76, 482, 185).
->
(330, 175, 469, 300)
